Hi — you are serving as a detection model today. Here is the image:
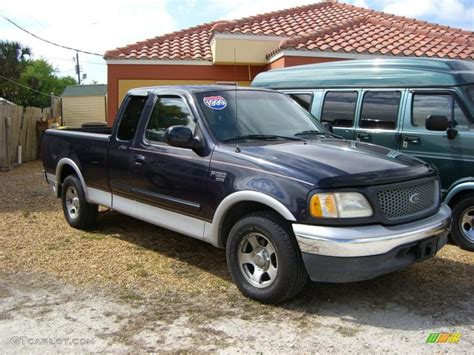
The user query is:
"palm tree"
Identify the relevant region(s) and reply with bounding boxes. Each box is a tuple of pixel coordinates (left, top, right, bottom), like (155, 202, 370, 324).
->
(0, 40, 31, 101)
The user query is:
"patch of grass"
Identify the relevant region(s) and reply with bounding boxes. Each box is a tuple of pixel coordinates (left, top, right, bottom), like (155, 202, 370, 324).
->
(80, 234, 105, 241)
(136, 268, 149, 278)
(0, 311, 13, 321)
(335, 326, 360, 337)
(120, 290, 145, 302)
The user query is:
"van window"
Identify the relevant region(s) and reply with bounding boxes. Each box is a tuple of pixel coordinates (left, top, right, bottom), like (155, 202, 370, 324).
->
(321, 91, 358, 127)
(288, 93, 313, 112)
(412, 94, 471, 129)
(360, 91, 401, 130)
(145, 96, 195, 143)
(117, 95, 148, 141)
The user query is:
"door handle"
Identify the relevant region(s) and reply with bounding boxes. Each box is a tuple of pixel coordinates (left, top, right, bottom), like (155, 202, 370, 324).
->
(134, 154, 145, 166)
(118, 144, 128, 150)
(403, 136, 420, 144)
(357, 133, 371, 141)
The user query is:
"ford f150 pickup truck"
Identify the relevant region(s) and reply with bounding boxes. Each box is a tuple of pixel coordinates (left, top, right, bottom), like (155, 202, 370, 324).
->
(42, 85, 451, 303)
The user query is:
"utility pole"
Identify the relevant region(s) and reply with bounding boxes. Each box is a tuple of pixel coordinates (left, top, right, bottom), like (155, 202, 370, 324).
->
(75, 51, 81, 84)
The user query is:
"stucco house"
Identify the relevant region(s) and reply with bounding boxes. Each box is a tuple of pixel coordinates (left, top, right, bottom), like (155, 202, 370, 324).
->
(104, 0, 474, 125)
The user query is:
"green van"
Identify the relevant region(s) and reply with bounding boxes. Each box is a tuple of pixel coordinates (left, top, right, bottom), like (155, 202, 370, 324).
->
(252, 59, 474, 251)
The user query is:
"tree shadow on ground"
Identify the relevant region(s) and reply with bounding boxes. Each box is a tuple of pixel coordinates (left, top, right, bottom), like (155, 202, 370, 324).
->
(94, 210, 473, 330)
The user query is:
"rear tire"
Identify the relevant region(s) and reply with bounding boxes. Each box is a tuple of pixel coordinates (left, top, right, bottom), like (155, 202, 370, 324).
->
(61, 175, 98, 229)
(226, 211, 308, 303)
(451, 194, 474, 251)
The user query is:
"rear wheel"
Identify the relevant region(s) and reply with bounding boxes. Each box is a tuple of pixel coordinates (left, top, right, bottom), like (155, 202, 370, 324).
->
(61, 175, 98, 229)
(451, 194, 474, 251)
(226, 211, 308, 303)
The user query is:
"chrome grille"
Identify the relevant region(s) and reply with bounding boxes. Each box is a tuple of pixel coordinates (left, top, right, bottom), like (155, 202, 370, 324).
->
(377, 180, 437, 220)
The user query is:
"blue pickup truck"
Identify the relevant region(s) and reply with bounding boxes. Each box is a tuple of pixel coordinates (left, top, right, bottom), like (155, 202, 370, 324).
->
(42, 86, 451, 303)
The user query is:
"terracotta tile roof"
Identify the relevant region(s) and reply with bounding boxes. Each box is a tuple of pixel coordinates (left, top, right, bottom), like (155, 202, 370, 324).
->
(104, 0, 474, 61)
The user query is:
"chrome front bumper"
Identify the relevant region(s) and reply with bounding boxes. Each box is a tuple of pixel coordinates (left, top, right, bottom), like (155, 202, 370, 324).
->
(293, 204, 451, 258)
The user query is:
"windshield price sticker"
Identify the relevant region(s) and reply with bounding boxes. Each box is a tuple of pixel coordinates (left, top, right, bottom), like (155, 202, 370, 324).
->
(203, 96, 227, 110)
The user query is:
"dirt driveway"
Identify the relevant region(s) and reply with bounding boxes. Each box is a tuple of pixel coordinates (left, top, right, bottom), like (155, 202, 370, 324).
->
(0, 161, 473, 353)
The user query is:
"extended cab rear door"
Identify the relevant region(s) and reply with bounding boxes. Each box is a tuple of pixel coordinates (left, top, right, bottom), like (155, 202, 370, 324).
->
(108, 94, 150, 198)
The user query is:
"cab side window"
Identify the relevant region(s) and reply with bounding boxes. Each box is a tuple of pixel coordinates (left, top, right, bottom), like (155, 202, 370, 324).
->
(321, 91, 358, 127)
(288, 93, 313, 112)
(117, 95, 147, 141)
(360, 91, 401, 130)
(412, 93, 472, 129)
(145, 96, 195, 143)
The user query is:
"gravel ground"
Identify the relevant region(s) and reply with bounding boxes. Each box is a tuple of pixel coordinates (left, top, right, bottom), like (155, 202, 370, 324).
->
(0, 161, 473, 353)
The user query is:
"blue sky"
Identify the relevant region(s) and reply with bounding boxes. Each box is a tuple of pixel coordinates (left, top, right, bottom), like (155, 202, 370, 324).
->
(1, 0, 473, 85)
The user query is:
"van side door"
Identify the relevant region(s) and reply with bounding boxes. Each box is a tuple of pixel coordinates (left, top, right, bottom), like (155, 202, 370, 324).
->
(399, 89, 474, 191)
(354, 90, 404, 149)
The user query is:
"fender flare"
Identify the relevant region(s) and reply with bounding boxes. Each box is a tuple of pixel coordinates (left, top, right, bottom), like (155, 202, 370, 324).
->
(55, 158, 89, 200)
(204, 190, 296, 247)
(444, 178, 474, 205)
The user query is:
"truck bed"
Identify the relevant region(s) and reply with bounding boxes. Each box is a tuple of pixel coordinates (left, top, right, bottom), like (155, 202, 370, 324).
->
(42, 128, 111, 192)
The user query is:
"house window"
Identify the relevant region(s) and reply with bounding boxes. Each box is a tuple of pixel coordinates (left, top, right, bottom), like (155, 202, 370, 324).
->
(360, 91, 401, 130)
(288, 93, 313, 112)
(145, 96, 195, 143)
(412, 93, 471, 129)
(116, 95, 147, 141)
(321, 91, 358, 127)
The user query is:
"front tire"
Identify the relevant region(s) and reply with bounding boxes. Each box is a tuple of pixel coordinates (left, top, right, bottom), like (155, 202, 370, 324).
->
(451, 194, 474, 251)
(61, 175, 98, 229)
(226, 211, 308, 303)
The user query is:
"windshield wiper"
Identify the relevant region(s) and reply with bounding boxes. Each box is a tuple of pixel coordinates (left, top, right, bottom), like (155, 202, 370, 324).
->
(222, 134, 304, 142)
(294, 130, 339, 138)
(294, 130, 326, 136)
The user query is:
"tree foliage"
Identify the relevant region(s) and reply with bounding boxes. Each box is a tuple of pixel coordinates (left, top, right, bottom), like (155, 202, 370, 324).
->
(0, 40, 77, 108)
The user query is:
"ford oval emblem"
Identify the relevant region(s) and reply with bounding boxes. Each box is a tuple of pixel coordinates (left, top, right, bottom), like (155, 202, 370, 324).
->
(409, 192, 421, 204)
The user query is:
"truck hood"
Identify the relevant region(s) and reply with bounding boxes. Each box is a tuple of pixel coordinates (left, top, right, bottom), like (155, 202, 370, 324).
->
(229, 138, 435, 188)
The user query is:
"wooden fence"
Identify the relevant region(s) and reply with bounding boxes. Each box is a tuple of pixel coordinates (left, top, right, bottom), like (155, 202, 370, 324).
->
(0, 103, 48, 171)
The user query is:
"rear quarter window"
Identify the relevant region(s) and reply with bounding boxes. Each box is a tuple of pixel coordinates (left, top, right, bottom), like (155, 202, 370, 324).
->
(117, 96, 147, 141)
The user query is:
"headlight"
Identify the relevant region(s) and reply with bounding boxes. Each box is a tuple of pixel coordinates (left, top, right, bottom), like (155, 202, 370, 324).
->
(309, 192, 373, 218)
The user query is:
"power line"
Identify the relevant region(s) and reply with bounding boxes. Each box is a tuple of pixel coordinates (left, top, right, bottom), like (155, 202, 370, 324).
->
(1, 15, 103, 57)
(0, 75, 60, 98)
(50, 56, 106, 65)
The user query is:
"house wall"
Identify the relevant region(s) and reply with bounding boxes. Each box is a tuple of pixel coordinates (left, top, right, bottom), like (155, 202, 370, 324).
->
(62, 96, 107, 127)
(267, 55, 349, 69)
(106, 56, 351, 125)
(107, 63, 266, 125)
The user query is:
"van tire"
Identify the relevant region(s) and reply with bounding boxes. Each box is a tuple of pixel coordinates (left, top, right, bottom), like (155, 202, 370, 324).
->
(451, 194, 474, 251)
(226, 211, 308, 303)
(61, 175, 98, 229)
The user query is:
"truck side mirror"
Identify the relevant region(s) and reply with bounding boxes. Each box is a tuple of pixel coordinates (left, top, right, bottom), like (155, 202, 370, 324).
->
(322, 121, 334, 133)
(165, 125, 194, 149)
(425, 115, 448, 131)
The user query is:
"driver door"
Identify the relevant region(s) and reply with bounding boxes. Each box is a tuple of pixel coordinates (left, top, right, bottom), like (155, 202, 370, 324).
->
(129, 94, 211, 222)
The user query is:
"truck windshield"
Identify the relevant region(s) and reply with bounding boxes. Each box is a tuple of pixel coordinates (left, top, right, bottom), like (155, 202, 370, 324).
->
(195, 90, 325, 142)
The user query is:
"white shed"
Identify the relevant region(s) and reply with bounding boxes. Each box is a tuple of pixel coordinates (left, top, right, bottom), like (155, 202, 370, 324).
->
(62, 84, 107, 127)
